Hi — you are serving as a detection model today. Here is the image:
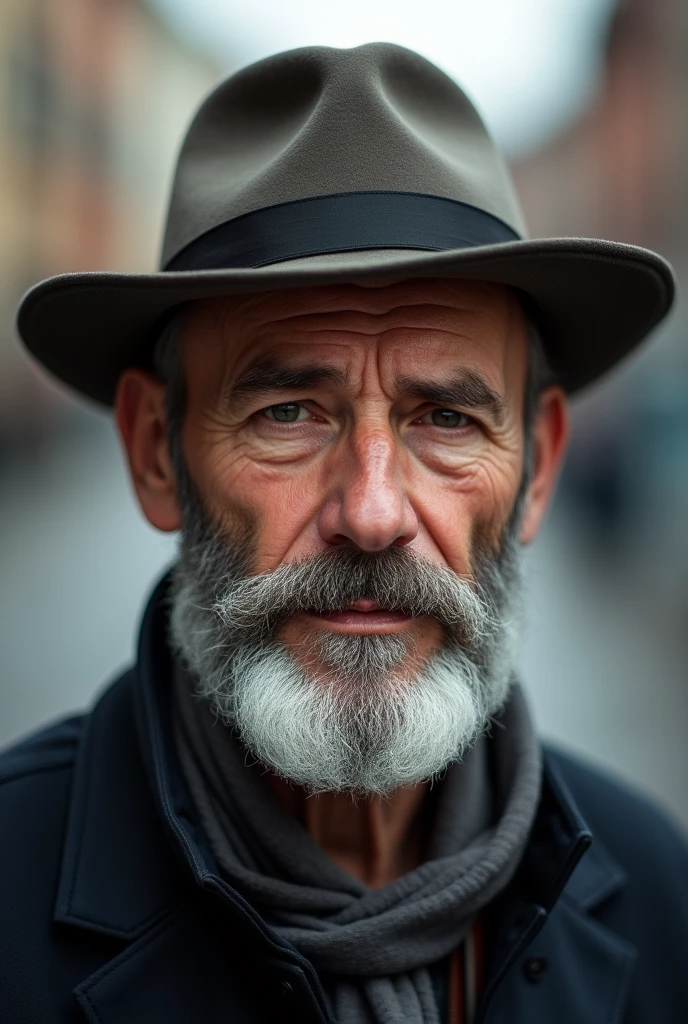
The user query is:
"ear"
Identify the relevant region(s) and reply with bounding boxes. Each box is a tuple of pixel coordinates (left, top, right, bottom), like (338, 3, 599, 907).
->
(115, 368, 182, 532)
(519, 386, 569, 545)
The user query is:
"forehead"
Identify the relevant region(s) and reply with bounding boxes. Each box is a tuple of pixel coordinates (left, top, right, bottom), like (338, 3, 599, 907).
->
(181, 278, 528, 385)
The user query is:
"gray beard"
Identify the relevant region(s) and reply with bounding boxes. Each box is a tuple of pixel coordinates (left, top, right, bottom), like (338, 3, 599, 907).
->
(168, 480, 525, 796)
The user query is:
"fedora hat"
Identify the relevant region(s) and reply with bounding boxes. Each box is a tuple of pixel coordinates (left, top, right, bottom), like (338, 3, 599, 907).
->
(17, 42, 674, 405)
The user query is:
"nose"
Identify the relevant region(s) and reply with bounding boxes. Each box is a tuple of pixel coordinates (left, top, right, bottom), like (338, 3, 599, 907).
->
(317, 426, 419, 551)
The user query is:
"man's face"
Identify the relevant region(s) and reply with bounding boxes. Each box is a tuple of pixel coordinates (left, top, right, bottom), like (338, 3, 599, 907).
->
(180, 279, 527, 659)
(117, 277, 567, 794)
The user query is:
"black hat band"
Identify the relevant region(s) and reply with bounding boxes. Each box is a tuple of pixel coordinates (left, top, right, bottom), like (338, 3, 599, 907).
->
(164, 190, 521, 272)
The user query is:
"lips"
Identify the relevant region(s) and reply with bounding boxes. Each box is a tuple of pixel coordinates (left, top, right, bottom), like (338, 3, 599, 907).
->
(308, 600, 413, 632)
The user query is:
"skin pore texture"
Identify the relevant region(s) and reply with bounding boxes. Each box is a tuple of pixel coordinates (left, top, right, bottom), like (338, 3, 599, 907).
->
(116, 278, 568, 888)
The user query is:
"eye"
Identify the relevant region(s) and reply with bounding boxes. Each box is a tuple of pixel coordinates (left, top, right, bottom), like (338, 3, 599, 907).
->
(425, 408, 472, 429)
(262, 402, 310, 423)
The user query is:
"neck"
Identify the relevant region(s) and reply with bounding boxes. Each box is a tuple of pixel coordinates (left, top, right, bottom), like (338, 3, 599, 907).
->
(265, 774, 434, 887)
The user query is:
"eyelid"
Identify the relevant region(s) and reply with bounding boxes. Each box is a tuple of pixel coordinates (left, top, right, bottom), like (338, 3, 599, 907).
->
(262, 401, 312, 422)
(415, 407, 475, 426)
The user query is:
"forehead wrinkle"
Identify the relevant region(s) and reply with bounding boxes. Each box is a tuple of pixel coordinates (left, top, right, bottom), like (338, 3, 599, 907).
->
(186, 287, 522, 405)
(195, 287, 506, 333)
(249, 303, 491, 340)
(189, 278, 516, 330)
(217, 320, 511, 409)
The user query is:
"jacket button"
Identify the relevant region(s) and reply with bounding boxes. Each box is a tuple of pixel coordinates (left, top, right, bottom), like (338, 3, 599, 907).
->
(279, 979, 294, 997)
(523, 956, 548, 983)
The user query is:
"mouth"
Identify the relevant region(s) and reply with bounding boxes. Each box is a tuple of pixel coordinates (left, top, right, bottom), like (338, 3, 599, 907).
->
(306, 599, 413, 634)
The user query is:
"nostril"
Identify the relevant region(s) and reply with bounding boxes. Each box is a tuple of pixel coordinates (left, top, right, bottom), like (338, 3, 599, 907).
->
(317, 486, 418, 551)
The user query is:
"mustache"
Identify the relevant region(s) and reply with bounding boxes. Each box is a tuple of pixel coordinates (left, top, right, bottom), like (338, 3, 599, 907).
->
(210, 545, 501, 651)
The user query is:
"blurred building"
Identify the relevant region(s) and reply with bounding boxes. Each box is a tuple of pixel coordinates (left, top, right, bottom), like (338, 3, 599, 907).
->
(514, 0, 683, 251)
(513, 0, 688, 618)
(510, 0, 688, 828)
(0, 0, 219, 449)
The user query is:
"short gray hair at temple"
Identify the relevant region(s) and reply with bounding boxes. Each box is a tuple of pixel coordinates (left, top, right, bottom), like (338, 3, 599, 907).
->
(151, 293, 558, 500)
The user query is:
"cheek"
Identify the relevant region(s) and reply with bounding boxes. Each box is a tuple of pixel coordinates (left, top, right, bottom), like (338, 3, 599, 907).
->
(191, 439, 330, 572)
(411, 456, 522, 573)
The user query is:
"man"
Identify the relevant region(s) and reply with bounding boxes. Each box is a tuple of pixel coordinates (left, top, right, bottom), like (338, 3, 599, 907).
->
(3, 43, 686, 1024)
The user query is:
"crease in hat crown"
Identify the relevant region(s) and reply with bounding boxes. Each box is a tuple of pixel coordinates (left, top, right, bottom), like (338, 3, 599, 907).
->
(160, 42, 528, 270)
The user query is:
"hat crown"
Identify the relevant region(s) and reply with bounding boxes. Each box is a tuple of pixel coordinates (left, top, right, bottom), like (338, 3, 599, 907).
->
(161, 42, 527, 269)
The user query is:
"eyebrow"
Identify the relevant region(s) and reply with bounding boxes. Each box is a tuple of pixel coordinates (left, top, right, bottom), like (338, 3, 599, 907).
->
(227, 358, 506, 424)
(227, 358, 349, 403)
(395, 369, 507, 425)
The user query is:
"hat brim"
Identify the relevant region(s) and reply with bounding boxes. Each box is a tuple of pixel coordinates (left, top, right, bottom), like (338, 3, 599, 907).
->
(17, 236, 674, 405)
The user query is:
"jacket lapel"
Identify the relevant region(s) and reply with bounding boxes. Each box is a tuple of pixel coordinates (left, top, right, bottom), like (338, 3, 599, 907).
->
(53, 670, 180, 940)
(482, 753, 636, 1024)
(71, 906, 281, 1024)
(485, 872, 636, 1024)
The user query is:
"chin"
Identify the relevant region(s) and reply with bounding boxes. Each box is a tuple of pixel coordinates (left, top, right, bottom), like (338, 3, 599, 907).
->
(222, 642, 512, 797)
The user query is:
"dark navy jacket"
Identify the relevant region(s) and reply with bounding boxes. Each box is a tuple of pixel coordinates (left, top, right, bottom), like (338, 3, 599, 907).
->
(1, 579, 687, 1023)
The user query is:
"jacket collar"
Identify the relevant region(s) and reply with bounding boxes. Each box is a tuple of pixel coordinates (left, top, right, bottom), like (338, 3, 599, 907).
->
(529, 748, 628, 915)
(477, 754, 635, 1024)
(52, 663, 178, 939)
(55, 575, 304, 952)
(54, 576, 629, 1019)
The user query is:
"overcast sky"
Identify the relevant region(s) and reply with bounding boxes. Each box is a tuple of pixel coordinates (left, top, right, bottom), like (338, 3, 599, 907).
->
(149, 0, 614, 155)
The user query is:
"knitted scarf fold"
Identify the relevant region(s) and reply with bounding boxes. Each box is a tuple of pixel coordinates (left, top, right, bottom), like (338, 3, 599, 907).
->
(173, 667, 541, 1024)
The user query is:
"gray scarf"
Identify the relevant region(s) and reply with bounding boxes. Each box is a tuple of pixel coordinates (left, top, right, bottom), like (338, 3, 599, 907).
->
(173, 667, 541, 1024)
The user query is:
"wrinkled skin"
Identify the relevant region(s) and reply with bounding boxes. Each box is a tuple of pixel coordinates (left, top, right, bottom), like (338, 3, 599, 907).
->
(117, 278, 567, 667)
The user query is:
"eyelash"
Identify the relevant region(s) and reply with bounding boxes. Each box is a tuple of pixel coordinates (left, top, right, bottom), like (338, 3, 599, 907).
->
(260, 402, 476, 430)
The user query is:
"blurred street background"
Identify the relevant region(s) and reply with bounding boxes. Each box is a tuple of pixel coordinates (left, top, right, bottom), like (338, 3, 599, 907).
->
(0, 0, 686, 828)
